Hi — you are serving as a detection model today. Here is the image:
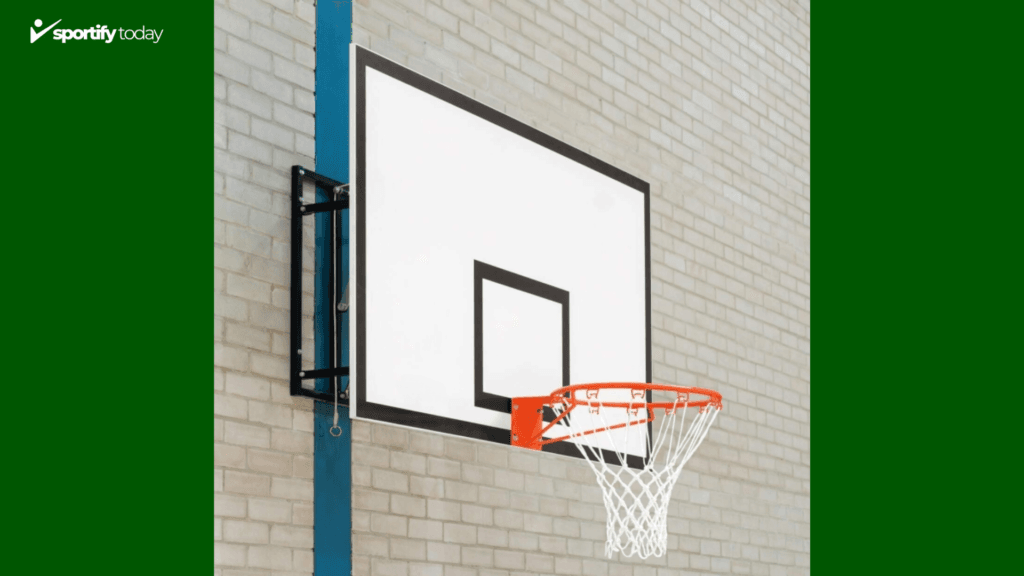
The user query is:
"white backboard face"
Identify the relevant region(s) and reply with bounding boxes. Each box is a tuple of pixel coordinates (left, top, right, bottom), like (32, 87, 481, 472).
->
(349, 47, 651, 466)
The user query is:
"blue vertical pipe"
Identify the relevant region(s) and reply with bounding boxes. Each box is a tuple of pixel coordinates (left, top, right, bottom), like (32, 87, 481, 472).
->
(314, 2, 352, 575)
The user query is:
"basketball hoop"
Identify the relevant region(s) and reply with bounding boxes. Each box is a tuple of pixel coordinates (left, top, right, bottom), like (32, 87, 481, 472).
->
(511, 383, 723, 559)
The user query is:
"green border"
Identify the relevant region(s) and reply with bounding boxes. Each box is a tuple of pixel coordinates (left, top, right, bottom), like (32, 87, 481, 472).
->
(815, 3, 1018, 573)
(8, 2, 209, 573)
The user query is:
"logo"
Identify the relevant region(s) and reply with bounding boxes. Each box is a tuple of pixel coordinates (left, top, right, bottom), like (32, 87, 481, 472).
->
(30, 19, 61, 44)
(30, 19, 163, 44)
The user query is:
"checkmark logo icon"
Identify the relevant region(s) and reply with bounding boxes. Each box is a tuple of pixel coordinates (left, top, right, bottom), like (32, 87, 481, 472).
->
(30, 19, 61, 44)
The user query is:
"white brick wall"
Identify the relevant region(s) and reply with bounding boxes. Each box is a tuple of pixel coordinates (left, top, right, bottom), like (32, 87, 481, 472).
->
(216, 0, 808, 574)
(215, 1, 317, 575)
(351, 1, 809, 576)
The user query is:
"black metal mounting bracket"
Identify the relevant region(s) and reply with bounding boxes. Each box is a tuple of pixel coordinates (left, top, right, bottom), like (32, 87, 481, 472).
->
(290, 165, 350, 404)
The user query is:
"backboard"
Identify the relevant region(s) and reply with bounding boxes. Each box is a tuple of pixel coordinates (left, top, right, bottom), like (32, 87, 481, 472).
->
(348, 46, 651, 466)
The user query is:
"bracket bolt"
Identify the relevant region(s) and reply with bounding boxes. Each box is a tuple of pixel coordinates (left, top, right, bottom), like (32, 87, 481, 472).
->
(298, 169, 305, 175)
(299, 371, 305, 377)
(297, 349, 303, 355)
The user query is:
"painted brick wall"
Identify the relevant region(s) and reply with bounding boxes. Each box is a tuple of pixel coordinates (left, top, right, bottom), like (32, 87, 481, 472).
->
(215, 0, 809, 574)
(215, 1, 319, 575)
(350, 1, 810, 576)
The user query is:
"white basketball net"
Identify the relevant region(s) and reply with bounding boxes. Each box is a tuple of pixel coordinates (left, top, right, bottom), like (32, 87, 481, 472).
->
(550, 390, 720, 559)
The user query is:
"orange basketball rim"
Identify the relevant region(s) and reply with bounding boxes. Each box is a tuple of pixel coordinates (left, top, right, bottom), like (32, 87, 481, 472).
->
(509, 382, 724, 559)
(511, 382, 723, 451)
